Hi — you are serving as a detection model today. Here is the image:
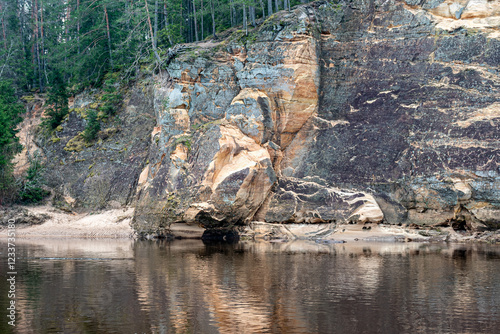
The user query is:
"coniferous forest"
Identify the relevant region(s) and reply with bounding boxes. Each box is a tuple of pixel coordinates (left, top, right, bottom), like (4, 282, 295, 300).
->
(0, 0, 307, 203)
(1, 0, 302, 92)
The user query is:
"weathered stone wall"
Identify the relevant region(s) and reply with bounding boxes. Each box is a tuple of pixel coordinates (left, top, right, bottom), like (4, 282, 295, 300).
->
(39, 86, 156, 211)
(130, 0, 498, 236)
(310, 0, 499, 225)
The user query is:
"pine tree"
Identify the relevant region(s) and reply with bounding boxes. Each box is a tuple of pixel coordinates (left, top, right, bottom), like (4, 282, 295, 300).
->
(82, 109, 101, 142)
(42, 70, 69, 131)
(0, 80, 23, 203)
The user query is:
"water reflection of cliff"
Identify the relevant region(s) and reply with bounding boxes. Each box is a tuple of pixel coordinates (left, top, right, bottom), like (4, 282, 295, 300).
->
(3, 240, 500, 333)
(132, 241, 500, 333)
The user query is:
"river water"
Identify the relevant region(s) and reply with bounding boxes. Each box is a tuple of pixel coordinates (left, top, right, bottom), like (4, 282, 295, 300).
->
(1, 239, 499, 333)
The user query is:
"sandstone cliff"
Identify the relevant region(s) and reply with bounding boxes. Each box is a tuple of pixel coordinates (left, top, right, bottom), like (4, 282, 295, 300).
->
(132, 0, 499, 236)
(29, 0, 499, 237)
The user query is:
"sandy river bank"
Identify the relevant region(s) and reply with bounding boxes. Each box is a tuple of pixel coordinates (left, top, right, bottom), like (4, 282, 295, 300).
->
(0, 205, 135, 238)
(1, 205, 499, 243)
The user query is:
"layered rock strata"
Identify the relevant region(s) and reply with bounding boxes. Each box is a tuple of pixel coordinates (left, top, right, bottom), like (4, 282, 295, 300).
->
(132, 0, 499, 236)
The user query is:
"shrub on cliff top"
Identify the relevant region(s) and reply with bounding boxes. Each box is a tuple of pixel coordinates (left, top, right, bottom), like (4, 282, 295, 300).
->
(98, 77, 122, 117)
(82, 110, 101, 142)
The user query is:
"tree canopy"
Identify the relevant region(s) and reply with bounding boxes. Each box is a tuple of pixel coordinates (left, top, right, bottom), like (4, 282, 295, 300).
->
(0, 0, 309, 203)
(0, 81, 23, 203)
(0, 0, 308, 93)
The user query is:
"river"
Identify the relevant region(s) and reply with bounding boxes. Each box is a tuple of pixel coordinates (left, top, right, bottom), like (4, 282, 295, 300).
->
(1, 239, 499, 333)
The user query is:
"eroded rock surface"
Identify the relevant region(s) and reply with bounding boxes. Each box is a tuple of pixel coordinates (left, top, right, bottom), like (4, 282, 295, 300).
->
(36, 87, 155, 211)
(132, 0, 499, 236)
(20, 0, 495, 237)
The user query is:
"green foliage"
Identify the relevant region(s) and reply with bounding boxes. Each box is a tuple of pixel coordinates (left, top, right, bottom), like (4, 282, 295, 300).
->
(98, 77, 122, 116)
(64, 134, 93, 152)
(18, 155, 50, 204)
(82, 110, 101, 142)
(329, 1, 342, 12)
(0, 81, 24, 203)
(175, 135, 192, 151)
(42, 71, 69, 131)
(158, 25, 184, 48)
(99, 92, 122, 116)
(1, 0, 308, 98)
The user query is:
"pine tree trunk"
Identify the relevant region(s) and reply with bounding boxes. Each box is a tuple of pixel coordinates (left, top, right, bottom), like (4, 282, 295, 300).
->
(64, 0, 70, 37)
(229, 0, 234, 27)
(154, 0, 158, 47)
(77, 0, 80, 54)
(232, 2, 237, 26)
(210, 0, 216, 38)
(16, 0, 26, 56)
(259, 0, 265, 19)
(268, 0, 273, 16)
(192, 0, 198, 42)
(33, 0, 43, 92)
(180, 0, 185, 42)
(190, 1, 193, 43)
(275, 0, 279, 13)
(250, 4, 255, 26)
(186, 1, 193, 43)
(31, 1, 35, 68)
(243, 5, 247, 36)
(163, 1, 168, 29)
(0, 3, 7, 50)
(201, 0, 204, 40)
(104, 5, 113, 68)
(40, 0, 47, 86)
(144, 0, 161, 65)
(163, 1, 173, 45)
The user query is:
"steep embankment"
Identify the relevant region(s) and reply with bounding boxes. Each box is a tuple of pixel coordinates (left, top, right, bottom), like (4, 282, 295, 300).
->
(36, 86, 156, 210)
(16, 0, 498, 239)
(131, 0, 499, 237)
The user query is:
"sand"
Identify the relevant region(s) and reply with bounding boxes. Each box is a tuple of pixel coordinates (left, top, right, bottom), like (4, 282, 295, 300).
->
(1, 205, 498, 243)
(0, 205, 135, 238)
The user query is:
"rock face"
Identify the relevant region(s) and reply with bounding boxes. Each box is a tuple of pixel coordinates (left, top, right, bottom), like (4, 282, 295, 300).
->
(132, 0, 499, 236)
(38, 87, 155, 211)
(25, 1, 498, 236)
